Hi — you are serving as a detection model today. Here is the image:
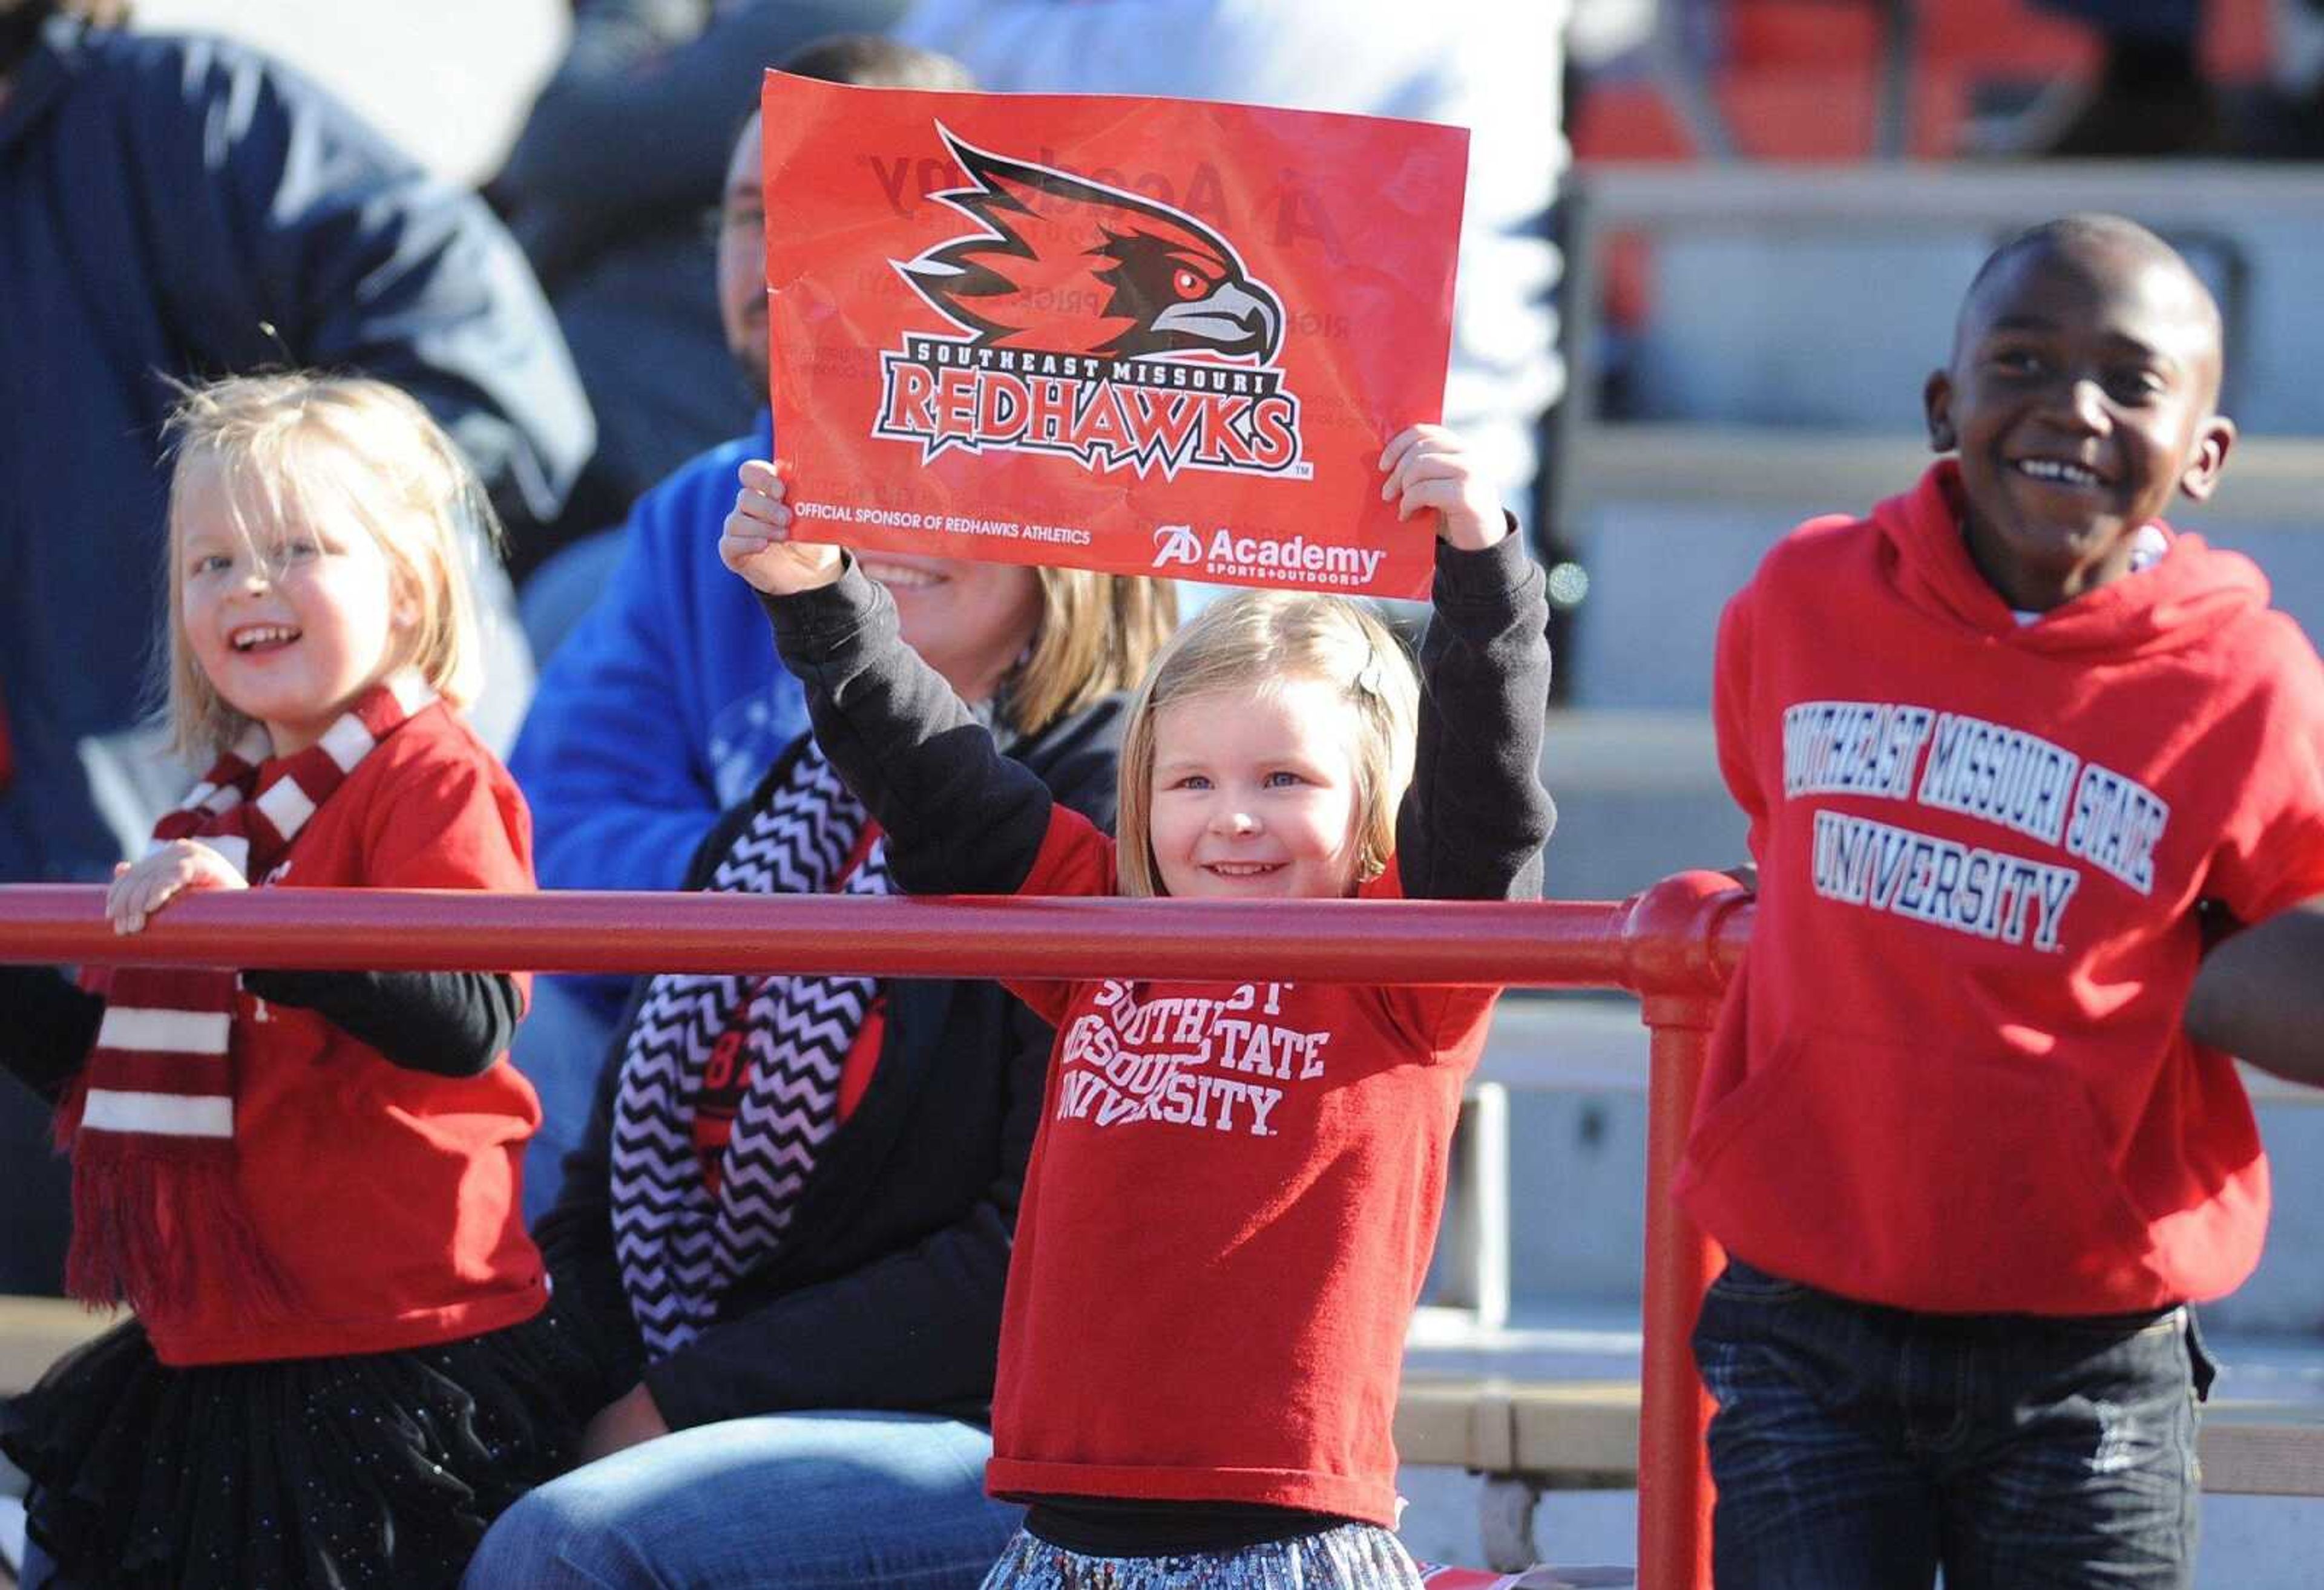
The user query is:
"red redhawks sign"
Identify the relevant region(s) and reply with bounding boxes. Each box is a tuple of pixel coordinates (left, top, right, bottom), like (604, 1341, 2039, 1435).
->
(759, 72, 1468, 600)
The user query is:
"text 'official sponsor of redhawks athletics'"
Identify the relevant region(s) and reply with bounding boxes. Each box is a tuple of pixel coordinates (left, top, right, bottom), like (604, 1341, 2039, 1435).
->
(875, 126, 1310, 489)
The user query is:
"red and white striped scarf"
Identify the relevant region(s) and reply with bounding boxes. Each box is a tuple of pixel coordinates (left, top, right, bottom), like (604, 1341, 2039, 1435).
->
(57, 672, 436, 1311)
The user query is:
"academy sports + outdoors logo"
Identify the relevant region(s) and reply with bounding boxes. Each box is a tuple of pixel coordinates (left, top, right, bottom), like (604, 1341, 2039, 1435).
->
(1151, 525, 1204, 566)
(1151, 524, 1387, 589)
(873, 126, 1310, 485)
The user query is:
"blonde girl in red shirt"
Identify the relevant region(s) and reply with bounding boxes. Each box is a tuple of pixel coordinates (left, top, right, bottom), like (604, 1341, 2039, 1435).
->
(721, 424, 1554, 1589)
(0, 374, 599, 1590)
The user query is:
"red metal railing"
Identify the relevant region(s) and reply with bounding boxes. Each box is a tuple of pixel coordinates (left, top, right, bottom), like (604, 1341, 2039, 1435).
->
(0, 872, 1751, 1590)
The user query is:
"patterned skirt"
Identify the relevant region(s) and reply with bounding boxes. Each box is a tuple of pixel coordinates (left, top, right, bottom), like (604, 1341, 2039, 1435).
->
(982, 1522, 1425, 1589)
(0, 1300, 609, 1590)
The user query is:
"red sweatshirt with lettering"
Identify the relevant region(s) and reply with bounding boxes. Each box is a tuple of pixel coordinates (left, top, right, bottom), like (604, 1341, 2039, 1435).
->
(991, 820, 1493, 1524)
(1678, 462, 2324, 1315)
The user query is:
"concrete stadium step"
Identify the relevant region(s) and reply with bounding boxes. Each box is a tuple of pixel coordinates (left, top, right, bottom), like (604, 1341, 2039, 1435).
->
(1577, 425, 2324, 524)
(1566, 427, 2324, 712)
(1463, 994, 2324, 1335)
(1395, 1373, 2324, 1575)
(1397, 1375, 2324, 1498)
(1572, 162, 2324, 437)
(1532, 708, 1737, 904)
(0, 1296, 111, 1395)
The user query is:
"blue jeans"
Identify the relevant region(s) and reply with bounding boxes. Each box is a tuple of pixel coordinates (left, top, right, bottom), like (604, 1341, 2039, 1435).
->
(1693, 1260, 2211, 1590)
(462, 1410, 1021, 1589)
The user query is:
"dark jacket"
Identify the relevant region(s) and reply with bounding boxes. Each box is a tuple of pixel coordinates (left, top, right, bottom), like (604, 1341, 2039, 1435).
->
(0, 16, 591, 889)
(536, 693, 1127, 1429)
(488, 0, 906, 515)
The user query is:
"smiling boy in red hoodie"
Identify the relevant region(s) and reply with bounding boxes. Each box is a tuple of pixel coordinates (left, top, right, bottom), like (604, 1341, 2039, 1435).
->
(1676, 214, 2324, 1589)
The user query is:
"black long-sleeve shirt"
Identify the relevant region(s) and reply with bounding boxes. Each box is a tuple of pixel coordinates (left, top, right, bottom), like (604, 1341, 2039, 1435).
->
(0, 964, 520, 1104)
(768, 534, 1556, 906)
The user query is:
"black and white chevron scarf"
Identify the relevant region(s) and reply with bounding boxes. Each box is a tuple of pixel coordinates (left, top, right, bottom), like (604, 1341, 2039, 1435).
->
(609, 741, 890, 1359)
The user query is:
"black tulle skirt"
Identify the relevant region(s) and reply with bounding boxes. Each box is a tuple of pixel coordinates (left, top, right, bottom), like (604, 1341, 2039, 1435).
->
(1, 1299, 610, 1590)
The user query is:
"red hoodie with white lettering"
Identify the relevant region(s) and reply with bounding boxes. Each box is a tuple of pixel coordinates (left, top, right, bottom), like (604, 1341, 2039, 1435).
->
(1677, 460, 2324, 1315)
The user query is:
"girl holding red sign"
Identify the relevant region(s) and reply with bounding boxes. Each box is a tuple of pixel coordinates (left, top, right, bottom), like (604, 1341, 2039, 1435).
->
(720, 423, 1552, 1588)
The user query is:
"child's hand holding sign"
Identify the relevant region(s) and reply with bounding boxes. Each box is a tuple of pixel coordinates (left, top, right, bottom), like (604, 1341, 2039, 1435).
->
(1379, 424, 1510, 554)
(722, 460, 841, 595)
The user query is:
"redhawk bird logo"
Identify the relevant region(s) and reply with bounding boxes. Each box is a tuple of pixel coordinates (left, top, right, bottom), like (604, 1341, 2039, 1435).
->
(872, 127, 1308, 482)
(899, 127, 1284, 362)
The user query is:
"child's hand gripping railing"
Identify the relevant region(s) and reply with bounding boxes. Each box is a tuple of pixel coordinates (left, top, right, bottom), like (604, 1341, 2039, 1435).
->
(0, 872, 1753, 1590)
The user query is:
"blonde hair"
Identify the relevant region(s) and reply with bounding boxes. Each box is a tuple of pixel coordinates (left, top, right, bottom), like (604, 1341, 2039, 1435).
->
(1115, 591, 1418, 898)
(160, 373, 500, 760)
(1008, 568, 1178, 736)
